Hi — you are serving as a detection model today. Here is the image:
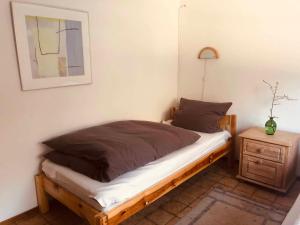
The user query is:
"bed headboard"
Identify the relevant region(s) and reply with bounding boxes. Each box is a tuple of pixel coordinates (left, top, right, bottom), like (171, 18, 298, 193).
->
(167, 107, 237, 137)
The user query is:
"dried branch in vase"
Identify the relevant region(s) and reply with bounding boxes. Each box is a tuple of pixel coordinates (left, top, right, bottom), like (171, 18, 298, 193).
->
(263, 80, 297, 118)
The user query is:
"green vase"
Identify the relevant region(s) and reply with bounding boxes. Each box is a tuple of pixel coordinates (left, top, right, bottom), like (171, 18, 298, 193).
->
(265, 117, 277, 135)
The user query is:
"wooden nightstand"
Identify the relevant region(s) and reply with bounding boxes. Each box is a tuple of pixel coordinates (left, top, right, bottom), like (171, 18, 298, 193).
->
(237, 127, 300, 193)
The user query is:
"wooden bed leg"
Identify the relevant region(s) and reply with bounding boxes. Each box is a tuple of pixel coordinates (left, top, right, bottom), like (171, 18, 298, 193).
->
(227, 115, 237, 168)
(227, 148, 234, 168)
(35, 174, 49, 214)
(227, 139, 236, 168)
(95, 213, 108, 225)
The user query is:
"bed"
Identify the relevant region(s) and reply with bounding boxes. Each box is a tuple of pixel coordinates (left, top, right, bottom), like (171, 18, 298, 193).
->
(35, 108, 237, 225)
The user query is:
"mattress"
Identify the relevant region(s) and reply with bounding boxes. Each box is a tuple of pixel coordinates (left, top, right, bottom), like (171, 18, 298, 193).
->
(42, 130, 231, 212)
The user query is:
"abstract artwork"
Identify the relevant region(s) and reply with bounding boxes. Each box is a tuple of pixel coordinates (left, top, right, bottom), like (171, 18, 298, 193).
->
(12, 3, 92, 90)
(26, 16, 84, 78)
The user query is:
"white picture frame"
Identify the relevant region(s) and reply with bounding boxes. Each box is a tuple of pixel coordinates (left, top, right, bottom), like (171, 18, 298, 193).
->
(12, 2, 92, 90)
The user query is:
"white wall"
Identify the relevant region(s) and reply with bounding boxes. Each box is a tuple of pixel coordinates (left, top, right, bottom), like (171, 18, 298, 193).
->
(179, 0, 300, 169)
(0, 0, 179, 221)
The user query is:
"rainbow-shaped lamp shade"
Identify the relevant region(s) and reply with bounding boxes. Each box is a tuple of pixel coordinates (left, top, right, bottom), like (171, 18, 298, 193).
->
(198, 47, 219, 59)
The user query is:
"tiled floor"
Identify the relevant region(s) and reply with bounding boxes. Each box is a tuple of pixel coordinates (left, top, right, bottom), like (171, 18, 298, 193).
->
(3, 159, 300, 225)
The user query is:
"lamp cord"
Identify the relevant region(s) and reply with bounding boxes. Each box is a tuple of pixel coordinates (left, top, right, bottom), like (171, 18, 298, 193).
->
(201, 60, 207, 100)
(177, 3, 186, 100)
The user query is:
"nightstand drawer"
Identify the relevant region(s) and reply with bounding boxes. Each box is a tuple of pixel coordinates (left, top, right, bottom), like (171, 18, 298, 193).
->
(241, 155, 283, 187)
(243, 139, 285, 163)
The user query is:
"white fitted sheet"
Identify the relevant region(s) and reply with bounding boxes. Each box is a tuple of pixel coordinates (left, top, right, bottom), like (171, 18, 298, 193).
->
(42, 130, 231, 211)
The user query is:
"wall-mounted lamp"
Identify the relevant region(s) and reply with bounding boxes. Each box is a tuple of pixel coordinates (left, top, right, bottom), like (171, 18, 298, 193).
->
(198, 47, 219, 60)
(198, 47, 219, 99)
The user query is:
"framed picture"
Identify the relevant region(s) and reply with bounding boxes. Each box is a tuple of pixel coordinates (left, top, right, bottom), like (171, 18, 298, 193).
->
(11, 2, 92, 90)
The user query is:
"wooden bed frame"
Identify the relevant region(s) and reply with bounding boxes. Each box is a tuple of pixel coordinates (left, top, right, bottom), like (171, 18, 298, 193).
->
(35, 109, 237, 225)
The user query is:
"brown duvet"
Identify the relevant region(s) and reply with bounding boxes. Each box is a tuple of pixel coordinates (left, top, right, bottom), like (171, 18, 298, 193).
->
(44, 120, 200, 182)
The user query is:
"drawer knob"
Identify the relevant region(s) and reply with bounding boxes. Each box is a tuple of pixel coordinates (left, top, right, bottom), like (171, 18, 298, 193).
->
(256, 148, 262, 153)
(254, 160, 261, 164)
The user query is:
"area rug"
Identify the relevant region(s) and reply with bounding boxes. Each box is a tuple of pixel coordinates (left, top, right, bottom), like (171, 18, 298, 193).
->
(176, 188, 287, 225)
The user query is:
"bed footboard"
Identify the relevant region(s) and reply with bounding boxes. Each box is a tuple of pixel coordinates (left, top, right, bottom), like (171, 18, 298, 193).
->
(35, 174, 108, 225)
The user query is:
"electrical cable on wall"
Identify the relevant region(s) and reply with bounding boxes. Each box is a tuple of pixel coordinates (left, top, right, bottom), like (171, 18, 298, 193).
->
(198, 47, 219, 100)
(177, 2, 187, 101)
(201, 60, 207, 100)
